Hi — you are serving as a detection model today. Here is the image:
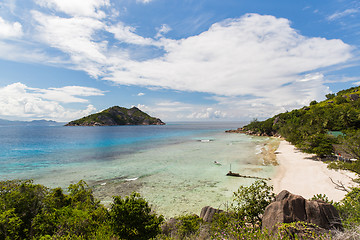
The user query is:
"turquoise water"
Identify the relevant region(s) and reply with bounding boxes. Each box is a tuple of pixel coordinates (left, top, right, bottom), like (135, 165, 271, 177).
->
(0, 122, 274, 217)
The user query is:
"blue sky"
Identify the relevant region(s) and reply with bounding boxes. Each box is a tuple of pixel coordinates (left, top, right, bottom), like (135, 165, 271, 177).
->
(0, 0, 359, 122)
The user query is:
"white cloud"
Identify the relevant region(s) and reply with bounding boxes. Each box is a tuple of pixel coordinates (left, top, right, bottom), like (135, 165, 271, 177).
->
(30, 85, 105, 103)
(105, 14, 353, 100)
(0, 41, 52, 63)
(106, 22, 155, 45)
(297, 73, 324, 82)
(0, 83, 103, 121)
(29, 11, 353, 108)
(327, 8, 360, 21)
(136, 0, 153, 4)
(187, 108, 226, 119)
(32, 11, 107, 77)
(156, 24, 172, 38)
(0, 17, 23, 39)
(136, 102, 227, 121)
(35, 0, 110, 18)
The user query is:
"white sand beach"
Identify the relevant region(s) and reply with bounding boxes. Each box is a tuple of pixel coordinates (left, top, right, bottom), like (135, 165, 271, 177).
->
(272, 140, 358, 202)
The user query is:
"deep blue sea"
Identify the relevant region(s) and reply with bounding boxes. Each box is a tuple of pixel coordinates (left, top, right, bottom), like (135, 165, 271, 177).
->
(0, 121, 276, 216)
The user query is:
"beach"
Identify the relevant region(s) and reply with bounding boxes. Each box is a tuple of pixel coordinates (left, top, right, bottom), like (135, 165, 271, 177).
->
(272, 140, 357, 202)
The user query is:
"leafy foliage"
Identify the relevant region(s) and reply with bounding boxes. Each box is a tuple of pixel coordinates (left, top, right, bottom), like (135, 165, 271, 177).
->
(336, 187, 360, 227)
(276, 221, 331, 240)
(326, 129, 360, 175)
(0, 180, 163, 240)
(2, 179, 356, 240)
(231, 180, 275, 225)
(339, 129, 360, 160)
(310, 193, 335, 205)
(109, 192, 164, 240)
(175, 214, 203, 238)
(0, 180, 47, 239)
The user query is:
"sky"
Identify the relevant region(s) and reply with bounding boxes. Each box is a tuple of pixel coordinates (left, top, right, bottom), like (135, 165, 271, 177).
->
(0, 0, 360, 122)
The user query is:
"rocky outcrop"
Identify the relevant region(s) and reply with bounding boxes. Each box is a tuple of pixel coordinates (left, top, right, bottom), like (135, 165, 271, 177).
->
(225, 128, 245, 133)
(225, 127, 281, 137)
(200, 206, 223, 223)
(349, 94, 359, 101)
(262, 190, 343, 235)
(65, 106, 165, 126)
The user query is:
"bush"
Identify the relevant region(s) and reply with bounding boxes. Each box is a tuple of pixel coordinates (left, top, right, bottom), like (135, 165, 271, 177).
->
(0, 180, 165, 239)
(175, 214, 203, 238)
(277, 221, 331, 240)
(0, 180, 48, 239)
(326, 93, 336, 100)
(310, 100, 318, 106)
(310, 193, 336, 205)
(109, 192, 164, 240)
(211, 222, 269, 239)
(337, 187, 360, 227)
(32, 180, 110, 239)
(231, 180, 275, 225)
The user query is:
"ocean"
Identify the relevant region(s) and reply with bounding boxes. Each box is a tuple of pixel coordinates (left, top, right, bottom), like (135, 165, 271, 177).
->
(0, 122, 275, 217)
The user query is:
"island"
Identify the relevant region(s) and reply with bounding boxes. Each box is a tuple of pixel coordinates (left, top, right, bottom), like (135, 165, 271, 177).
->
(65, 106, 165, 126)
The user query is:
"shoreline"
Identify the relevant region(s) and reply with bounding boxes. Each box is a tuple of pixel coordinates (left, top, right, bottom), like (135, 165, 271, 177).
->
(271, 140, 357, 202)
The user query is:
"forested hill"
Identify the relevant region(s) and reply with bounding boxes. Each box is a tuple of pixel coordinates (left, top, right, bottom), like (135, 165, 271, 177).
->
(66, 106, 165, 126)
(242, 86, 360, 159)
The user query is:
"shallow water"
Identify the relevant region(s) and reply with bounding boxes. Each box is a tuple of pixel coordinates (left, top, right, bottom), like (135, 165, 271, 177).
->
(0, 122, 275, 217)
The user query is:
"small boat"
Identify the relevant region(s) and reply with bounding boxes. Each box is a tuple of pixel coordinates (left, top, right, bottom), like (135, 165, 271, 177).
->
(214, 161, 222, 165)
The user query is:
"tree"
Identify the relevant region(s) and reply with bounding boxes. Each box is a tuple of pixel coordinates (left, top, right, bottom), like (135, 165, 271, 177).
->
(326, 93, 335, 100)
(0, 180, 112, 239)
(109, 192, 164, 240)
(0, 180, 48, 239)
(32, 180, 109, 239)
(231, 180, 275, 225)
(310, 100, 318, 106)
(337, 187, 360, 227)
(341, 130, 360, 160)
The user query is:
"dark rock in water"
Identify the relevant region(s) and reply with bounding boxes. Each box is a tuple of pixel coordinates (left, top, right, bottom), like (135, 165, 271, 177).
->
(226, 171, 270, 180)
(200, 206, 223, 223)
(65, 106, 165, 126)
(262, 190, 343, 235)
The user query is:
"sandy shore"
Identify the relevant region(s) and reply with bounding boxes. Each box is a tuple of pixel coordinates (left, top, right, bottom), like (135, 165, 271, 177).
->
(271, 140, 357, 202)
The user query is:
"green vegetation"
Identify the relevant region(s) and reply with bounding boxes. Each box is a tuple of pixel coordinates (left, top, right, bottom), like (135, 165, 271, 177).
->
(336, 187, 360, 227)
(231, 180, 275, 225)
(243, 86, 360, 176)
(2, 179, 360, 239)
(109, 192, 164, 240)
(0, 180, 164, 239)
(66, 106, 165, 126)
